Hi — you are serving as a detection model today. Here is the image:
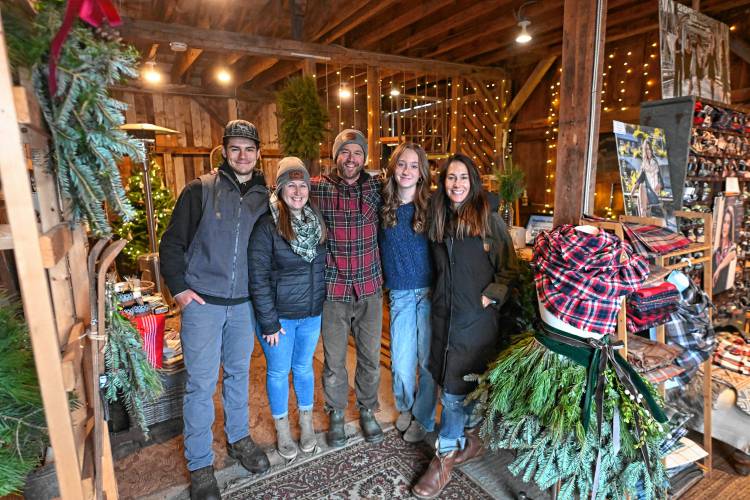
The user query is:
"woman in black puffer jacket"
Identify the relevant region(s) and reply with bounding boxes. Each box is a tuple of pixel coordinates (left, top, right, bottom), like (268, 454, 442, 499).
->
(248, 157, 326, 460)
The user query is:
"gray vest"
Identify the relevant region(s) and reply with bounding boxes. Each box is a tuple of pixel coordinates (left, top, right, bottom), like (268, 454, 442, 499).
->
(184, 170, 268, 299)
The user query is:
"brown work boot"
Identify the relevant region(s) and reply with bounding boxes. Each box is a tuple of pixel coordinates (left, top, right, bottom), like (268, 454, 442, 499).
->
(412, 450, 457, 499)
(454, 426, 484, 465)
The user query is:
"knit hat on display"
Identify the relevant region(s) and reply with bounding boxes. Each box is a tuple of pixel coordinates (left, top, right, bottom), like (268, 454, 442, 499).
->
(223, 119, 260, 145)
(275, 156, 310, 192)
(332, 129, 367, 162)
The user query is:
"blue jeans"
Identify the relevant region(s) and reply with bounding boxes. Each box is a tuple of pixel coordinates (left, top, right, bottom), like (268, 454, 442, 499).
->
(389, 287, 437, 431)
(437, 392, 478, 454)
(180, 301, 255, 471)
(256, 316, 322, 418)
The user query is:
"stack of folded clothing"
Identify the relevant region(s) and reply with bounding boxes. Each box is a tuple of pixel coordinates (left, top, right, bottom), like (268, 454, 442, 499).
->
(714, 332, 750, 375)
(627, 333, 686, 384)
(623, 222, 692, 255)
(659, 404, 694, 455)
(627, 281, 681, 332)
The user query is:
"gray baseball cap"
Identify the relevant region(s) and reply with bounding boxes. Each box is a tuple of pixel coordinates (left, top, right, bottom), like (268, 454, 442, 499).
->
(223, 120, 260, 145)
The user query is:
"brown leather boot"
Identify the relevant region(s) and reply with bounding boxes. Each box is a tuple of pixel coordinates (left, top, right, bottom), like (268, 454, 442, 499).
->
(412, 450, 457, 499)
(454, 426, 484, 466)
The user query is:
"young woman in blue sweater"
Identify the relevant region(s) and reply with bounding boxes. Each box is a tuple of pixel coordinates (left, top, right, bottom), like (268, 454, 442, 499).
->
(379, 142, 437, 443)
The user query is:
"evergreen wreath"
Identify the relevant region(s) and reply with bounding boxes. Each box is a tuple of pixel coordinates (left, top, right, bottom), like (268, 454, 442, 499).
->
(0, 293, 48, 495)
(103, 279, 163, 434)
(4, 1, 143, 236)
(276, 76, 328, 161)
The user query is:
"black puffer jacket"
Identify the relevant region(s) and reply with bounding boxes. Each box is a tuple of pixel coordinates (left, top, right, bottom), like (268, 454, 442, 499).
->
(248, 214, 327, 335)
(429, 212, 519, 394)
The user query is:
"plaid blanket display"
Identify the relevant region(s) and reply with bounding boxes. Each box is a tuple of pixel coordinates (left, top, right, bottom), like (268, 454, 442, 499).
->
(664, 282, 715, 385)
(533, 224, 649, 335)
(713, 332, 750, 375)
(709, 364, 750, 417)
(623, 222, 692, 255)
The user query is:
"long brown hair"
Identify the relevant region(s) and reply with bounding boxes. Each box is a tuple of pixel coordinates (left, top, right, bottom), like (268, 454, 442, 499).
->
(381, 142, 431, 233)
(428, 153, 489, 242)
(275, 189, 327, 244)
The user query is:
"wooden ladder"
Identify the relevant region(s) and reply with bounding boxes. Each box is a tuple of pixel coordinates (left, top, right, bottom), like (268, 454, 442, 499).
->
(0, 8, 117, 500)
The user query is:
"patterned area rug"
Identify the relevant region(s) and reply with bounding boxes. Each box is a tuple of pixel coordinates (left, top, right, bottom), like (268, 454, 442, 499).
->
(223, 429, 492, 499)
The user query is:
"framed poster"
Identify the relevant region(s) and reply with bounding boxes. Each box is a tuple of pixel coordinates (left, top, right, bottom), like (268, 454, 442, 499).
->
(659, 0, 731, 104)
(712, 195, 741, 294)
(613, 121, 673, 221)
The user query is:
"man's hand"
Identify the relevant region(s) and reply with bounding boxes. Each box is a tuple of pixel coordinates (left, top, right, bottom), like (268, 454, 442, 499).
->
(263, 327, 287, 347)
(174, 289, 206, 308)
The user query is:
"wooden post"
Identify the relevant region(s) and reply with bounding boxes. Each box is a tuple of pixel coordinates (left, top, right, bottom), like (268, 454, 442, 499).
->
(0, 10, 84, 499)
(367, 66, 381, 170)
(449, 77, 463, 153)
(553, 0, 607, 226)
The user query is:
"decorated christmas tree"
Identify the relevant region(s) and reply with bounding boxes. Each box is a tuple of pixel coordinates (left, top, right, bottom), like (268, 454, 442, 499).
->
(114, 157, 174, 272)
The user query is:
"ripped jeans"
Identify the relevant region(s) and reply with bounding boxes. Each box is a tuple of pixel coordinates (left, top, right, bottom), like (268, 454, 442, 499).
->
(436, 391, 479, 454)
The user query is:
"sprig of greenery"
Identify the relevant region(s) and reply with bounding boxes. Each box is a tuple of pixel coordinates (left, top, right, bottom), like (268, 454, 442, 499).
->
(276, 76, 328, 162)
(495, 158, 526, 202)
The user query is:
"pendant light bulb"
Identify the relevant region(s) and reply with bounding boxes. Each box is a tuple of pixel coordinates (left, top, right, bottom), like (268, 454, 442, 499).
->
(516, 20, 532, 44)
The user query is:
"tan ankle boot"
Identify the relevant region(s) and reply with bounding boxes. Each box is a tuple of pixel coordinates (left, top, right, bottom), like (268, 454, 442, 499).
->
(454, 426, 484, 465)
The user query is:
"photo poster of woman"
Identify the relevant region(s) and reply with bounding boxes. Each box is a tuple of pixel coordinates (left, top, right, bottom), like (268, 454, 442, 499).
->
(614, 121, 676, 225)
(712, 195, 742, 294)
(658, 0, 731, 104)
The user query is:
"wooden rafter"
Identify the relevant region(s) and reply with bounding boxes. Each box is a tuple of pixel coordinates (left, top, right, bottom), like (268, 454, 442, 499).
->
(321, 0, 399, 44)
(170, 47, 203, 82)
(236, 58, 281, 86)
(308, 0, 371, 41)
(504, 55, 557, 123)
(353, 0, 454, 49)
(731, 36, 750, 65)
(120, 18, 509, 80)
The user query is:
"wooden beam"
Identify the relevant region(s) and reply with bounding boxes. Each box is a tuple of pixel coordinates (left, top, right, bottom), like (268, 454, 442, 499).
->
(322, 0, 399, 44)
(170, 47, 203, 83)
(449, 78, 463, 153)
(367, 66, 381, 170)
(110, 84, 274, 102)
(731, 37, 750, 66)
(120, 18, 509, 80)
(309, 0, 372, 41)
(146, 43, 159, 60)
(733, 87, 750, 103)
(235, 57, 280, 86)
(505, 55, 557, 123)
(553, 0, 607, 226)
(39, 223, 73, 269)
(354, 0, 454, 49)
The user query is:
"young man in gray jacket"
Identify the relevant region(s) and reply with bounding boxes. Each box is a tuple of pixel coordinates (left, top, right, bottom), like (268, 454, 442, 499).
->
(160, 120, 270, 500)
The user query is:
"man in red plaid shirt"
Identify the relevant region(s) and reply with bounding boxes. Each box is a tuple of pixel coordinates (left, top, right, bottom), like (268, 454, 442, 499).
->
(310, 129, 385, 447)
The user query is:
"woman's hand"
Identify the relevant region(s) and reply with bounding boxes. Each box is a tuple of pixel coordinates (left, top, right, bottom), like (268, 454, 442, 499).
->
(263, 327, 286, 347)
(481, 295, 496, 308)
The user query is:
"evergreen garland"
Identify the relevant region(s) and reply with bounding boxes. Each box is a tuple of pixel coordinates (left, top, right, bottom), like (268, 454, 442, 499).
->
(276, 76, 328, 161)
(4, 1, 143, 236)
(113, 157, 174, 271)
(0, 293, 48, 496)
(103, 280, 162, 434)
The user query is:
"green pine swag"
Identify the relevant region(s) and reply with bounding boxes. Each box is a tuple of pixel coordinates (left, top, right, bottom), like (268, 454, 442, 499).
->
(5, 1, 143, 236)
(103, 281, 162, 434)
(114, 156, 174, 272)
(470, 336, 668, 499)
(276, 76, 328, 161)
(0, 293, 48, 495)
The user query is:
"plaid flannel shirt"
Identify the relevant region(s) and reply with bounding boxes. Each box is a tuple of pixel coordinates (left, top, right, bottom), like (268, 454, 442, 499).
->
(310, 172, 383, 302)
(665, 282, 715, 385)
(533, 224, 649, 335)
(713, 332, 750, 375)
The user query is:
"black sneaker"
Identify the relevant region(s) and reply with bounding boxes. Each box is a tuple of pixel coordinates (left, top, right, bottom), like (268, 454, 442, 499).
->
(190, 466, 220, 500)
(359, 408, 384, 444)
(227, 436, 270, 474)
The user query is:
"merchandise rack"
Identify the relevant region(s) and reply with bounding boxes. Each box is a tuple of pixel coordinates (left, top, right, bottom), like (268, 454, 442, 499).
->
(583, 213, 713, 497)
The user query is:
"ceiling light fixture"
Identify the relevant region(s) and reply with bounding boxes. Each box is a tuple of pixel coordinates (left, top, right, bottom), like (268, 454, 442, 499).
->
(390, 88, 400, 97)
(514, 1, 536, 45)
(339, 87, 352, 99)
(216, 68, 232, 84)
(142, 60, 161, 83)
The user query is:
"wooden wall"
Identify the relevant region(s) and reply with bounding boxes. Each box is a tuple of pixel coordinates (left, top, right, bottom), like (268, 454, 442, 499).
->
(112, 91, 281, 196)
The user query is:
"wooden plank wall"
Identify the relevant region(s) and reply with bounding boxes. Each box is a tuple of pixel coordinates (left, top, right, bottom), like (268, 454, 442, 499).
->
(111, 91, 280, 196)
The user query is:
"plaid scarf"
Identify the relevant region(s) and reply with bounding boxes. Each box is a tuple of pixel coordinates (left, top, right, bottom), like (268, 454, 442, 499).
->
(622, 222, 691, 255)
(269, 192, 322, 263)
(533, 224, 649, 335)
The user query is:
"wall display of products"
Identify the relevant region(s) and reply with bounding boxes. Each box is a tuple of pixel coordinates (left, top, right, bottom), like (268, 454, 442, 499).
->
(658, 0, 731, 104)
(613, 121, 675, 220)
(712, 195, 742, 294)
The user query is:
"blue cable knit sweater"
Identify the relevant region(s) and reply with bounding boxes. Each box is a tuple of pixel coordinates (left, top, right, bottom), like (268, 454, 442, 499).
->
(378, 202, 432, 291)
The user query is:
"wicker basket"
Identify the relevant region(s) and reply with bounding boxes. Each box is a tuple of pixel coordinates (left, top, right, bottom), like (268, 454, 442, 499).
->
(142, 368, 186, 427)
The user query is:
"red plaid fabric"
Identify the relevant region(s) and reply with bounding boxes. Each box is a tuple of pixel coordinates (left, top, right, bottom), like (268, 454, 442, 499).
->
(713, 333, 750, 375)
(533, 224, 649, 335)
(310, 172, 383, 302)
(642, 365, 686, 384)
(627, 304, 677, 332)
(623, 223, 692, 255)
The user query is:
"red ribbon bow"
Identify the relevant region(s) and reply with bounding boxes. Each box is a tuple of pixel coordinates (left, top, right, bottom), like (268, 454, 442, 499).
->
(48, 0, 122, 96)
